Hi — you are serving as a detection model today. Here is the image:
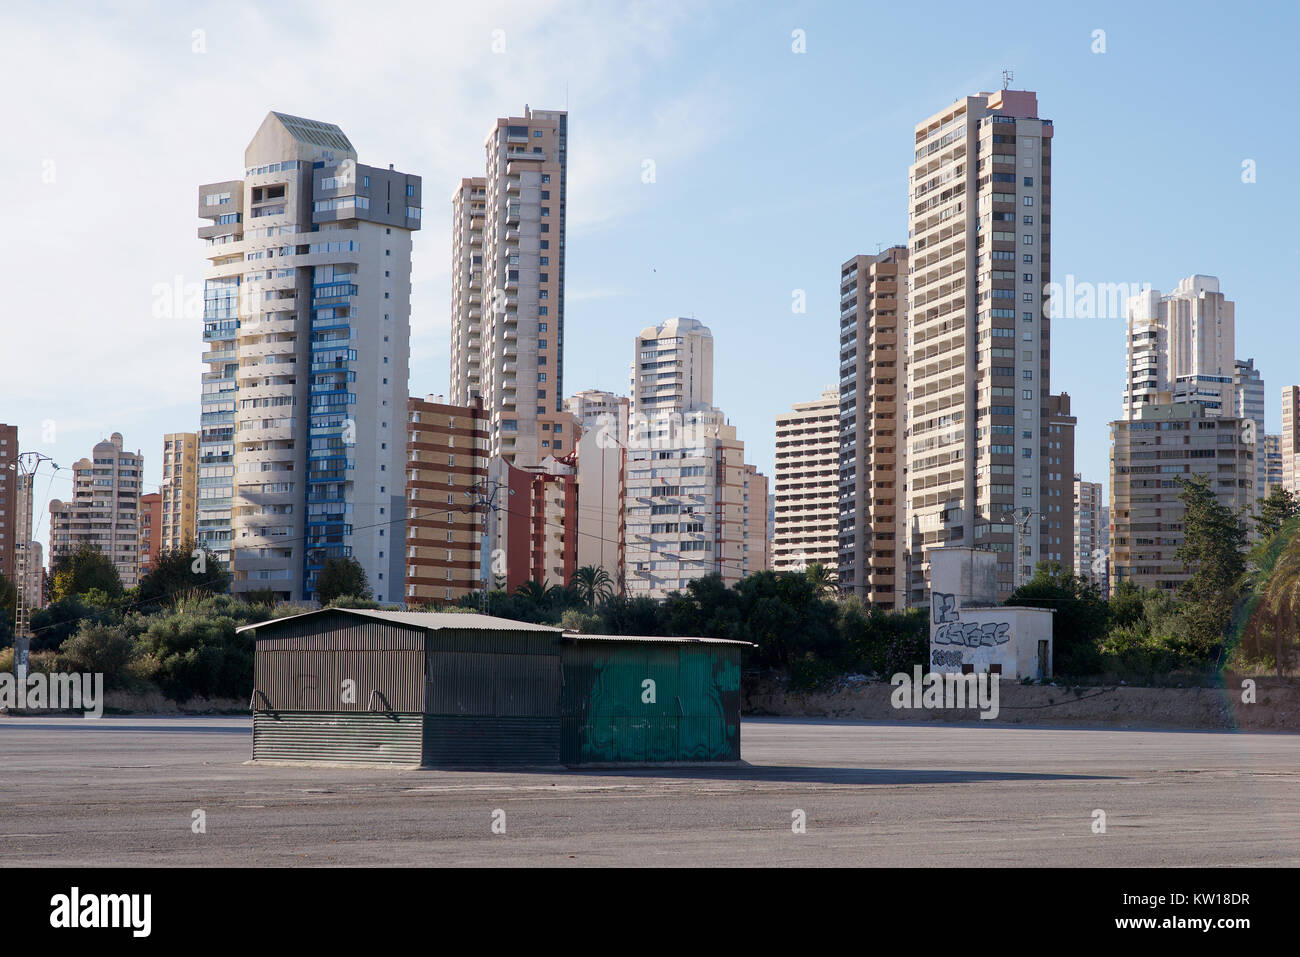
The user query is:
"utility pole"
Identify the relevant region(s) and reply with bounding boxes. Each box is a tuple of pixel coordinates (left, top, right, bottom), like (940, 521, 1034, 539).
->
(9, 452, 57, 680)
(465, 479, 513, 614)
(1002, 505, 1036, 592)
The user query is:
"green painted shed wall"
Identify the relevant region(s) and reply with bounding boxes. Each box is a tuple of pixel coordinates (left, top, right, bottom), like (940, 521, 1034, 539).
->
(560, 643, 742, 763)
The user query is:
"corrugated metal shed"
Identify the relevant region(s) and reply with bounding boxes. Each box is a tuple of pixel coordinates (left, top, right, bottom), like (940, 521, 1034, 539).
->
(244, 611, 747, 768)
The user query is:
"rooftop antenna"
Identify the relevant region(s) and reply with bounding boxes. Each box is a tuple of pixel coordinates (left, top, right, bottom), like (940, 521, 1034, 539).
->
(1001, 69, 1014, 90)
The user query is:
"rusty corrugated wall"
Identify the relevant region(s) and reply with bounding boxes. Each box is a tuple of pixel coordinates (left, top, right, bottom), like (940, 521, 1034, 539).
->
(253, 612, 426, 712)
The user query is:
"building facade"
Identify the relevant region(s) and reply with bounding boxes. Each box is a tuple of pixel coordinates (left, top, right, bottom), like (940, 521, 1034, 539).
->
(48, 433, 144, 588)
(1264, 433, 1284, 492)
(1123, 276, 1236, 420)
(1073, 474, 1104, 586)
(1109, 402, 1254, 593)
(837, 248, 908, 608)
(1234, 357, 1266, 501)
(138, 492, 162, 577)
(160, 432, 198, 552)
(450, 107, 570, 468)
(566, 388, 630, 448)
(1283, 386, 1300, 494)
(198, 111, 421, 602)
(622, 318, 767, 598)
(404, 395, 488, 607)
(773, 388, 839, 573)
(905, 88, 1060, 603)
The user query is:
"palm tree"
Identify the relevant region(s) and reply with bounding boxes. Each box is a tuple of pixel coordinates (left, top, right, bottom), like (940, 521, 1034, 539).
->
(514, 579, 553, 606)
(804, 561, 839, 598)
(570, 565, 614, 609)
(1261, 526, 1300, 677)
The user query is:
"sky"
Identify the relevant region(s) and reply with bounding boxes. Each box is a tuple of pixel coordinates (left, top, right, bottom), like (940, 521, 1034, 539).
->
(2, 0, 1298, 563)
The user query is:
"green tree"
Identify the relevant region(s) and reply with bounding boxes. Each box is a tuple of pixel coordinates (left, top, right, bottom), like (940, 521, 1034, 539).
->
(50, 544, 123, 602)
(0, 571, 15, 625)
(1175, 475, 1248, 658)
(569, 565, 614, 609)
(1007, 561, 1110, 675)
(28, 594, 118, 651)
(314, 556, 372, 605)
(137, 538, 231, 609)
(1255, 485, 1299, 542)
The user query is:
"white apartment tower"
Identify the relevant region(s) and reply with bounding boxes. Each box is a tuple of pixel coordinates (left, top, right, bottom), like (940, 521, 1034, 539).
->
(773, 388, 840, 573)
(198, 112, 421, 602)
(1073, 474, 1104, 585)
(1123, 276, 1236, 420)
(450, 107, 571, 466)
(905, 88, 1062, 602)
(623, 318, 767, 597)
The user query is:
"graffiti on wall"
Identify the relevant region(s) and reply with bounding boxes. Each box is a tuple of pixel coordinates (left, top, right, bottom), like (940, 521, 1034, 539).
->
(930, 592, 1012, 648)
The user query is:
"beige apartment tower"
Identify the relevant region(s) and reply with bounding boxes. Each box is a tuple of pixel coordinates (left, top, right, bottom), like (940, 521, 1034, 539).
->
(450, 107, 570, 468)
(1283, 386, 1300, 494)
(905, 88, 1063, 602)
(160, 432, 198, 552)
(48, 433, 143, 588)
(773, 388, 839, 573)
(1109, 402, 1254, 593)
(837, 248, 908, 608)
(404, 396, 488, 606)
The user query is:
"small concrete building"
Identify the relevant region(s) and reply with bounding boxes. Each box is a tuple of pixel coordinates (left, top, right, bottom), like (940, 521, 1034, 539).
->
(240, 608, 747, 767)
(927, 548, 1053, 680)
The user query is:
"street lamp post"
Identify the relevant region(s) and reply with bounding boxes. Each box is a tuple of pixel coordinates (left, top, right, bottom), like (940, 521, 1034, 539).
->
(1002, 505, 1037, 593)
(465, 479, 513, 614)
(8, 452, 58, 680)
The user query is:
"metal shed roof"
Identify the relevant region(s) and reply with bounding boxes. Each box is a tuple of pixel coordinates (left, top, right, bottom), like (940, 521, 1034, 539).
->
(237, 608, 564, 635)
(562, 632, 753, 647)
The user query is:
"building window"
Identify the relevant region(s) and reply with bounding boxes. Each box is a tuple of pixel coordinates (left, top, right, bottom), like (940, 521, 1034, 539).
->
(1023, 196, 1033, 206)
(1022, 235, 1033, 244)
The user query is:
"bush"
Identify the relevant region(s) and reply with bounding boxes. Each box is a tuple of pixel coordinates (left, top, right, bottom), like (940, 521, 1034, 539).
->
(56, 622, 141, 690)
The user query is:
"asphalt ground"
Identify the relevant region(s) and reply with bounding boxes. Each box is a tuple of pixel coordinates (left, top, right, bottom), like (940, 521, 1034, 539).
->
(2, 715, 1297, 866)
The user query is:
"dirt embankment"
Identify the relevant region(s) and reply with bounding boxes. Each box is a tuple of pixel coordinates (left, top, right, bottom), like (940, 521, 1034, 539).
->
(743, 675, 1300, 731)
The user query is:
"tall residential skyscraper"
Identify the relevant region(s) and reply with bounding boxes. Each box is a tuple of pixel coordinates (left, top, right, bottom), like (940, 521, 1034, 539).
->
(623, 318, 767, 598)
(837, 248, 908, 609)
(48, 433, 143, 587)
(198, 112, 421, 603)
(628, 316, 715, 423)
(404, 395, 488, 606)
(773, 388, 839, 573)
(1282, 386, 1300, 494)
(1073, 474, 1104, 585)
(160, 432, 198, 552)
(905, 88, 1060, 602)
(451, 107, 569, 467)
(1123, 276, 1236, 420)
(1234, 358, 1266, 500)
